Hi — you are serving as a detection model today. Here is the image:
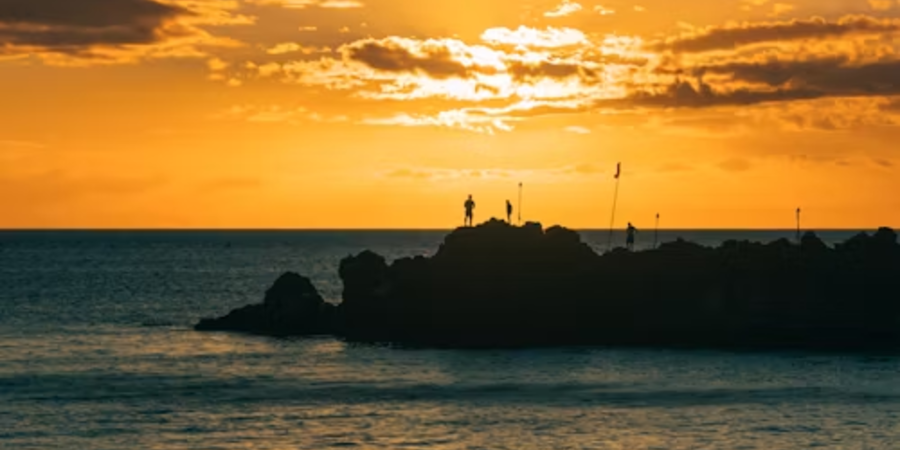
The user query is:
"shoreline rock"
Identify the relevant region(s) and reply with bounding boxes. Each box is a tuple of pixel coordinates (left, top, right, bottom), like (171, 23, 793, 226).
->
(195, 272, 336, 336)
(196, 220, 900, 351)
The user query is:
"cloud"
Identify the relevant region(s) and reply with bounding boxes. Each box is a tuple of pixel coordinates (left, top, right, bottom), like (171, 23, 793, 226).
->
(212, 104, 341, 124)
(320, 0, 363, 7)
(698, 57, 900, 98)
(506, 60, 595, 82)
(653, 15, 900, 53)
(869, 0, 895, 11)
(383, 164, 609, 182)
(0, 0, 250, 65)
(594, 5, 615, 15)
(237, 13, 900, 132)
(344, 37, 478, 79)
(250, 30, 643, 106)
(741, 0, 770, 10)
(385, 168, 437, 180)
(0, 0, 183, 47)
(611, 43, 900, 110)
(207, 57, 229, 71)
(0, 0, 183, 29)
(768, 3, 795, 17)
(545, 0, 583, 17)
(266, 42, 332, 55)
(362, 110, 516, 134)
(480, 26, 587, 48)
(603, 79, 821, 109)
(564, 126, 591, 134)
(384, 167, 519, 181)
(882, 97, 900, 112)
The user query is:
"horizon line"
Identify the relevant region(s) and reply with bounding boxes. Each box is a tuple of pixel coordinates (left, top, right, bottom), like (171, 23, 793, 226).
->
(0, 227, 892, 232)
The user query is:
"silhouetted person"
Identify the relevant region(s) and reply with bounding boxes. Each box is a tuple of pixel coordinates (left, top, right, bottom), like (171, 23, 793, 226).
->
(464, 195, 476, 227)
(506, 200, 513, 224)
(626, 222, 637, 250)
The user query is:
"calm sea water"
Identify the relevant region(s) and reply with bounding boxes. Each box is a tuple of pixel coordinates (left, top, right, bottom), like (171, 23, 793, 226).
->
(2, 229, 899, 450)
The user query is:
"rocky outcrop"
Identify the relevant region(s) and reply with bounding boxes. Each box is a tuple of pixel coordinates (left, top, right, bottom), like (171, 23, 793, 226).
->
(337, 219, 601, 346)
(197, 220, 900, 351)
(195, 272, 336, 336)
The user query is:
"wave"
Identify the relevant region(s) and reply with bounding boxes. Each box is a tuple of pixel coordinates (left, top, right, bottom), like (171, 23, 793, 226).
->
(3, 373, 898, 408)
(139, 320, 179, 328)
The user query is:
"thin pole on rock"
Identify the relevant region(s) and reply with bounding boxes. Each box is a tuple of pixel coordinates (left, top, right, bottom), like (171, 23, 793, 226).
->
(796, 207, 801, 243)
(654, 213, 660, 249)
(607, 163, 621, 252)
(518, 182, 523, 225)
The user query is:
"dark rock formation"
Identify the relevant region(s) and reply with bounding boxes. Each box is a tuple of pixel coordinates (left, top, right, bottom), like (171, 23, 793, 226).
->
(197, 220, 900, 351)
(195, 272, 336, 336)
(337, 219, 601, 346)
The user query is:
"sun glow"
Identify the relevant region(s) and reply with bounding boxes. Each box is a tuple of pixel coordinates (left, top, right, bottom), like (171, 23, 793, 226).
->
(2, 0, 900, 228)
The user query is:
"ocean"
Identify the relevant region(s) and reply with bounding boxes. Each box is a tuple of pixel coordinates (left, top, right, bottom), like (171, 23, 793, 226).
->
(2, 229, 899, 449)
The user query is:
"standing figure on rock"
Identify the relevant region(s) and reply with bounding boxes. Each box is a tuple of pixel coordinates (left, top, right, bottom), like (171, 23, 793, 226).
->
(506, 200, 513, 224)
(626, 222, 638, 251)
(464, 195, 476, 227)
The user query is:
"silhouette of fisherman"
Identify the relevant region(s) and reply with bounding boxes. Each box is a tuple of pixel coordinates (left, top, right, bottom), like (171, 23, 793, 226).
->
(626, 222, 638, 251)
(464, 195, 476, 227)
(506, 200, 513, 224)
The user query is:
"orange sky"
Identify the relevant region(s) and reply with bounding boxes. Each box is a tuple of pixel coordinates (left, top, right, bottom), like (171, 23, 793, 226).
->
(2, 0, 900, 229)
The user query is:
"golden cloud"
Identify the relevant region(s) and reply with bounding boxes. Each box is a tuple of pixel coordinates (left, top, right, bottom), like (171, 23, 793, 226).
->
(244, 28, 640, 105)
(480, 26, 588, 48)
(267, 42, 332, 55)
(211, 104, 346, 124)
(544, 0, 583, 18)
(229, 15, 900, 132)
(383, 164, 610, 182)
(362, 110, 516, 134)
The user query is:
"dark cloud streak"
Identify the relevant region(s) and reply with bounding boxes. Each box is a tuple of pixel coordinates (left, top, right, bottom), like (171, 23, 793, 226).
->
(507, 60, 593, 81)
(606, 79, 822, 109)
(654, 15, 900, 53)
(0, 0, 187, 28)
(0, 0, 248, 63)
(0, 0, 190, 50)
(345, 40, 472, 78)
(614, 56, 900, 109)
